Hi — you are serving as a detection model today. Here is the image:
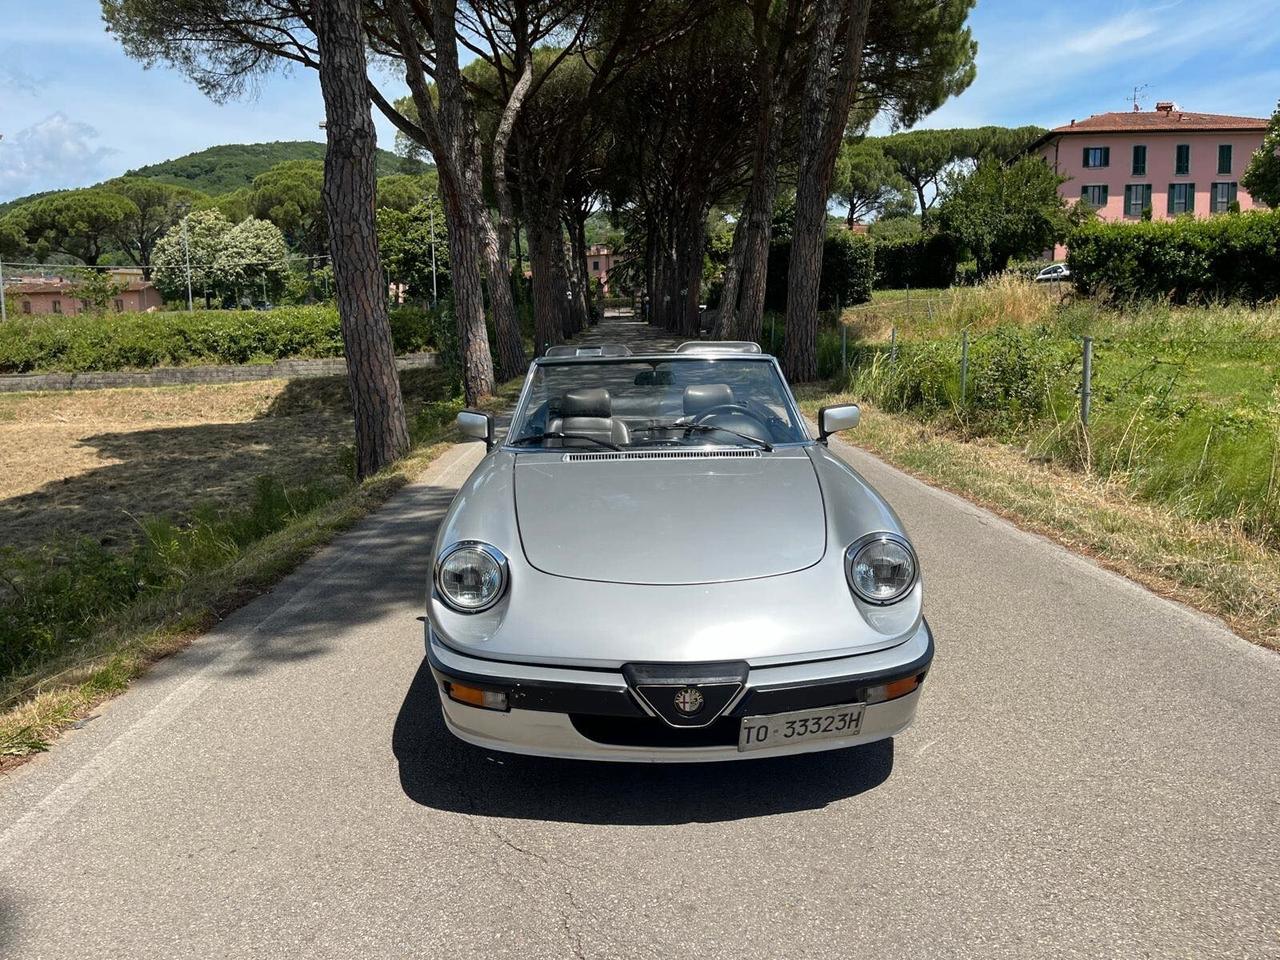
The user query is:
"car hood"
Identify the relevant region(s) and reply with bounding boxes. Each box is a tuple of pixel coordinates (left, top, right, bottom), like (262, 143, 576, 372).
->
(513, 449, 826, 584)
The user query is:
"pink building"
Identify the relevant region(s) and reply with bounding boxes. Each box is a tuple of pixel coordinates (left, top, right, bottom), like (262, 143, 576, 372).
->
(586, 244, 616, 295)
(1034, 102, 1269, 256)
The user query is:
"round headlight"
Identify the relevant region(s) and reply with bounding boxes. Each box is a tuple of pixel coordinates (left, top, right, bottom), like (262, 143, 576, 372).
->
(435, 542, 508, 613)
(845, 533, 917, 605)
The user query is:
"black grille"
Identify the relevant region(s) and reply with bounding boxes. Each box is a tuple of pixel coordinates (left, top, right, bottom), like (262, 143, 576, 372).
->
(570, 714, 740, 748)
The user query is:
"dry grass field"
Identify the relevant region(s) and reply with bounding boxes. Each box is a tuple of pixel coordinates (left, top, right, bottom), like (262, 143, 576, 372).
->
(0, 380, 354, 548)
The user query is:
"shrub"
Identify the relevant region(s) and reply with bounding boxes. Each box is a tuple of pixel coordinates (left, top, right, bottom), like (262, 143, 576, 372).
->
(1068, 210, 1280, 303)
(764, 231, 874, 310)
(0, 305, 443, 374)
(873, 233, 959, 289)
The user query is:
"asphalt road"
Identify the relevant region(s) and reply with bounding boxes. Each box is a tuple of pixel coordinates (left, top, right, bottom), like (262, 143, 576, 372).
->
(2, 328, 1278, 958)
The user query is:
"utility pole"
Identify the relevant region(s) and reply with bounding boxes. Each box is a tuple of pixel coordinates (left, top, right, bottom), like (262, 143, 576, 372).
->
(430, 206, 438, 308)
(180, 212, 194, 312)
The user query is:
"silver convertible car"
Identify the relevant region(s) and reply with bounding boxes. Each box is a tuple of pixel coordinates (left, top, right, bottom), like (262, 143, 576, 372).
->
(424, 341, 933, 762)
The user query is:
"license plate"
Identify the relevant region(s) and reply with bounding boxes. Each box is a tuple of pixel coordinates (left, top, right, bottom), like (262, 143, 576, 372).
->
(738, 702, 865, 752)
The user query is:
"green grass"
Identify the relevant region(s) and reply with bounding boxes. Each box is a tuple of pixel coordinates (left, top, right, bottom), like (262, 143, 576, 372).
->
(823, 277, 1280, 547)
(794, 388, 1280, 651)
(0, 371, 520, 764)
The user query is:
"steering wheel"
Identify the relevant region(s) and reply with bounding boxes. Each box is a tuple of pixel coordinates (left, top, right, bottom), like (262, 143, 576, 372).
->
(692, 403, 763, 424)
(690, 403, 773, 443)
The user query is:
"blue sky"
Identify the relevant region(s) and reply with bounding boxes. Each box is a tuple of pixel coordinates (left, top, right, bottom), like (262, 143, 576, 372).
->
(2, 0, 1279, 202)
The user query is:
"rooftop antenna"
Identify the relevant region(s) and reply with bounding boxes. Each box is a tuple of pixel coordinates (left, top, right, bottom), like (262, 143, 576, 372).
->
(1129, 83, 1150, 112)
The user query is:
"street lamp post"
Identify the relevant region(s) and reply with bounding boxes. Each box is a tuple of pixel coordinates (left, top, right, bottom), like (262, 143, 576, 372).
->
(430, 206, 438, 308)
(181, 216, 194, 312)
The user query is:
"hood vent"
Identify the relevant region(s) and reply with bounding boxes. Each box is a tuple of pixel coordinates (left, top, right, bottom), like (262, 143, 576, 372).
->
(562, 449, 762, 462)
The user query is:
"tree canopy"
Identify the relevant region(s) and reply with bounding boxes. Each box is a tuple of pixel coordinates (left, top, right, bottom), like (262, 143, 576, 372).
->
(1242, 100, 1280, 209)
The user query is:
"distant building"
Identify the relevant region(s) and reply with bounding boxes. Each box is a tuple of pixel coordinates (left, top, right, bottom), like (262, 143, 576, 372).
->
(586, 244, 616, 295)
(1034, 101, 1269, 227)
(8, 275, 165, 316)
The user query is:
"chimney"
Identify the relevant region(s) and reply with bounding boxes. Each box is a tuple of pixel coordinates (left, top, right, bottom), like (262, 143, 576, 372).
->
(1155, 101, 1176, 113)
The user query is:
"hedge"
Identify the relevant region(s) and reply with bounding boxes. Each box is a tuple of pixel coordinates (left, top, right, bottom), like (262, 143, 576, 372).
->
(0, 305, 441, 374)
(873, 234, 959, 289)
(764, 231, 874, 310)
(1068, 210, 1280, 303)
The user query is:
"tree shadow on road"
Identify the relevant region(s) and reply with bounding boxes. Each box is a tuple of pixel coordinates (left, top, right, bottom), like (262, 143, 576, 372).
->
(392, 658, 894, 825)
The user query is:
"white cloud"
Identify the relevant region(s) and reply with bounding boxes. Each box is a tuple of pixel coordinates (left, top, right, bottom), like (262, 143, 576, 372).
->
(0, 114, 117, 201)
(1062, 12, 1159, 56)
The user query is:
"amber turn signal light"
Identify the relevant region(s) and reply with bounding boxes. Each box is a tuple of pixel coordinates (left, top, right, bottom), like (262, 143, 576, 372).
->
(444, 681, 510, 711)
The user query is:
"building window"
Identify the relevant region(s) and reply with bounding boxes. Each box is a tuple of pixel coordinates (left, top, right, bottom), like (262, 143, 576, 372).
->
(1124, 184, 1152, 218)
(52, 300, 62, 314)
(1131, 145, 1147, 176)
(1168, 182, 1196, 215)
(1175, 144, 1191, 175)
(1082, 147, 1110, 168)
(1217, 144, 1232, 175)
(114, 298, 125, 312)
(1080, 184, 1108, 208)
(21, 301, 31, 314)
(592, 260, 600, 271)
(1211, 182, 1238, 213)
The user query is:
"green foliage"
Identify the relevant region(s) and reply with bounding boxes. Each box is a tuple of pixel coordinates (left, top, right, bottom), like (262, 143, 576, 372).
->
(833, 140, 911, 224)
(104, 177, 207, 271)
(868, 215, 922, 241)
(120, 141, 423, 194)
(876, 125, 1048, 219)
(0, 475, 344, 682)
(936, 156, 1074, 276)
(376, 172, 436, 213)
(764, 232, 874, 310)
(1067, 210, 1280, 303)
(377, 200, 451, 302)
(848, 327, 1075, 430)
(0, 305, 442, 373)
(151, 208, 233, 302)
(213, 217, 291, 302)
(873, 233, 959, 288)
(17, 189, 140, 265)
(1241, 100, 1280, 210)
(250, 160, 327, 259)
(68, 269, 127, 314)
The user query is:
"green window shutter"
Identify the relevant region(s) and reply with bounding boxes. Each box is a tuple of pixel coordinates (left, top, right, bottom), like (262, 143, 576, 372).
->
(1102, 147, 1110, 167)
(1229, 182, 1238, 205)
(1167, 186, 1176, 215)
(1081, 184, 1088, 198)
(1083, 147, 1090, 167)
(1124, 184, 1132, 213)
(1144, 184, 1153, 210)
(1187, 184, 1194, 213)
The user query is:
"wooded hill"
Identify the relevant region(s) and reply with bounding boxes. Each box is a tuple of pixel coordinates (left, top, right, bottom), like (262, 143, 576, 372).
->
(0, 141, 427, 214)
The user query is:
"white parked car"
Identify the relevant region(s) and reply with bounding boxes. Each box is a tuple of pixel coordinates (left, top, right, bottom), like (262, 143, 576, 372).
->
(1034, 263, 1070, 283)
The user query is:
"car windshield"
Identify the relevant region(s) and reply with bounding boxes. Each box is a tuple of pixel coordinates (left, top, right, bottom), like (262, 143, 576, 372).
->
(508, 357, 809, 449)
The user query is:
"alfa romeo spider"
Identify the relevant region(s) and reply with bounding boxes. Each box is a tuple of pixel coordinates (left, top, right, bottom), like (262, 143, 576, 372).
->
(424, 341, 933, 761)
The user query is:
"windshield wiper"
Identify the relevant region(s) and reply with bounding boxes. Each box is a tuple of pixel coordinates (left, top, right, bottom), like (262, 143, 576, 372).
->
(633, 422, 772, 451)
(509, 431, 622, 451)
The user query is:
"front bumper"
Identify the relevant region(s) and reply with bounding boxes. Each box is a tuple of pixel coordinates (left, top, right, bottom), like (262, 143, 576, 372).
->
(425, 620, 934, 762)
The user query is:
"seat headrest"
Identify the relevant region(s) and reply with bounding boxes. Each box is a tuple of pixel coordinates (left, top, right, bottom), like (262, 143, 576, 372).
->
(683, 383, 734, 415)
(560, 388, 612, 418)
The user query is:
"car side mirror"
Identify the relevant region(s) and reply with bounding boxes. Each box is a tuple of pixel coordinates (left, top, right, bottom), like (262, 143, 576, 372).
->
(457, 410, 495, 451)
(818, 404, 860, 441)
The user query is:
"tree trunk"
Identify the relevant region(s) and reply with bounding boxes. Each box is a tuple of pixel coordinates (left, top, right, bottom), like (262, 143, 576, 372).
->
(526, 212, 563, 352)
(735, 136, 783, 344)
(313, 0, 410, 479)
(676, 201, 707, 337)
(486, 59, 532, 382)
(712, 214, 746, 338)
(782, 0, 872, 382)
(388, 0, 495, 403)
